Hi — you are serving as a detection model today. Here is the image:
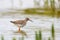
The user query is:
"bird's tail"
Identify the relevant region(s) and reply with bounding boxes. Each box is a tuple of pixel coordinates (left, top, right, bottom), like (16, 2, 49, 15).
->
(10, 21, 15, 23)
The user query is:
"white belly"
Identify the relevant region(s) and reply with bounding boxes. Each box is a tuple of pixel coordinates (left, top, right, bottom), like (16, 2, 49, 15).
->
(15, 24, 24, 28)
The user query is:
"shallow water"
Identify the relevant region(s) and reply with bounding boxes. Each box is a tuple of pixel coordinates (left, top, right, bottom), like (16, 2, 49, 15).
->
(0, 13, 60, 40)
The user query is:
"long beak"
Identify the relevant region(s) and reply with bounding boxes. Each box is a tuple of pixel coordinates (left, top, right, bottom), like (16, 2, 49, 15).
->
(29, 20, 33, 22)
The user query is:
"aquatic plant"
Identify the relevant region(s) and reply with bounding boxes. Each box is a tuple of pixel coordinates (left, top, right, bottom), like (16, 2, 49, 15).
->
(51, 24, 55, 40)
(39, 31, 42, 40)
(35, 24, 55, 40)
(35, 31, 42, 40)
(35, 31, 39, 40)
(1, 35, 4, 40)
(12, 37, 16, 40)
(48, 37, 51, 40)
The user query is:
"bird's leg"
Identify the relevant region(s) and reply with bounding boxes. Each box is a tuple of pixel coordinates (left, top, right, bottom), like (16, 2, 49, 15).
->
(18, 27, 20, 32)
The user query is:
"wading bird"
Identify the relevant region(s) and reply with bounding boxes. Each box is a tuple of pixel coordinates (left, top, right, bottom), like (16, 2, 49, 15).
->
(10, 18, 33, 32)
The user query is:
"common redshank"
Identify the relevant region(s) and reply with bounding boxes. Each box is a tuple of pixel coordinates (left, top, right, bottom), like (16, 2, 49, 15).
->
(10, 18, 33, 32)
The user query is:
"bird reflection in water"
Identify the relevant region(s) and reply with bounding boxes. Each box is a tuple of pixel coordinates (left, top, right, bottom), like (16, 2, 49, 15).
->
(13, 30, 27, 36)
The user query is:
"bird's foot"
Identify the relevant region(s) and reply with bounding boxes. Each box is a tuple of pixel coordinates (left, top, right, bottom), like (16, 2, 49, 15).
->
(14, 30, 27, 36)
(17, 30, 21, 33)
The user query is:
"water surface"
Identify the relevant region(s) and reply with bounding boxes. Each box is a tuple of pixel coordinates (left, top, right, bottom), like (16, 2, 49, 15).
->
(0, 13, 60, 40)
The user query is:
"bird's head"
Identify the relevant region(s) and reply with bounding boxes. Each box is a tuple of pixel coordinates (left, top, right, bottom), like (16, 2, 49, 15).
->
(25, 18, 33, 22)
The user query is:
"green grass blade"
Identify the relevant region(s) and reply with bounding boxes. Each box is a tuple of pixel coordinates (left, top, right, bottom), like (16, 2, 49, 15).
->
(35, 31, 39, 40)
(51, 24, 55, 40)
(12, 37, 16, 40)
(1, 35, 4, 40)
(48, 37, 51, 40)
(39, 31, 42, 40)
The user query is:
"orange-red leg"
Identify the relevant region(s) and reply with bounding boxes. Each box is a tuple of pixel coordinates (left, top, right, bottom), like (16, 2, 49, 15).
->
(18, 27, 20, 32)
